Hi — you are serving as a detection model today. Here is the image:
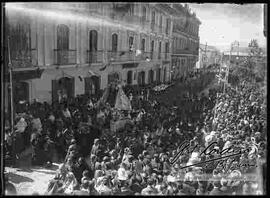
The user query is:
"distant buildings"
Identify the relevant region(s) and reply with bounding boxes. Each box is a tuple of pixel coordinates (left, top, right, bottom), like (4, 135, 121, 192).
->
(4, 3, 201, 105)
(171, 4, 201, 80)
(196, 44, 221, 69)
(222, 45, 266, 67)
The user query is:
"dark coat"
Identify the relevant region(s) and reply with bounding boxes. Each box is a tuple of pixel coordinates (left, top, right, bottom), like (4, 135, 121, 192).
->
(209, 187, 223, 195)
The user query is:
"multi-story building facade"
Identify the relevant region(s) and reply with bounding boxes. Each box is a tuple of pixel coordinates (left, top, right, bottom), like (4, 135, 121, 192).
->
(4, 3, 175, 104)
(196, 44, 221, 69)
(171, 4, 201, 80)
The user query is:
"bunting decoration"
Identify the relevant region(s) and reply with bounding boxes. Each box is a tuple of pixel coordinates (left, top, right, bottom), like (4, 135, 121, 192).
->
(88, 70, 98, 76)
(99, 63, 109, 71)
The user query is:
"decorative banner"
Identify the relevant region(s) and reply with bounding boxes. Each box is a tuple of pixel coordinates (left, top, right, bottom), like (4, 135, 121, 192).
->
(96, 87, 110, 108)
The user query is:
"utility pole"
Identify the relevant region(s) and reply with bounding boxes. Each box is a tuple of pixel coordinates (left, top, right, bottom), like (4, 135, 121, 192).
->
(204, 42, 207, 73)
(7, 37, 14, 135)
(224, 44, 232, 93)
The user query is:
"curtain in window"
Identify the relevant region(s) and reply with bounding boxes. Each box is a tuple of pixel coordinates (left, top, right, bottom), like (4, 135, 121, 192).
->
(8, 19, 31, 66)
(57, 24, 69, 50)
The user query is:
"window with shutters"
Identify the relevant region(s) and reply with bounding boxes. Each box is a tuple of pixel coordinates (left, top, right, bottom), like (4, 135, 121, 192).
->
(150, 40, 154, 59)
(57, 24, 69, 50)
(127, 70, 133, 85)
(7, 18, 32, 68)
(151, 11, 155, 24)
(112, 33, 118, 52)
(159, 15, 162, 32)
(129, 36, 134, 52)
(166, 18, 170, 35)
(88, 30, 98, 63)
(142, 6, 147, 21)
(165, 42, 169, 59)
(158, 41, 161, 59)
(141, 38, 145, 52)
(85, 77, 96, 95)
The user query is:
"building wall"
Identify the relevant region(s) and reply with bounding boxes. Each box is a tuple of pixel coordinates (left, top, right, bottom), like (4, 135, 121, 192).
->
(6, 3, 174, 103)
(171, 4, 201, 80)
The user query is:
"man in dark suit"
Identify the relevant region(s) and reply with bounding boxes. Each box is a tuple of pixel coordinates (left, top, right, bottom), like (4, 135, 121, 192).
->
(209, 180, 223, 195)
(220, 178, 231, 195)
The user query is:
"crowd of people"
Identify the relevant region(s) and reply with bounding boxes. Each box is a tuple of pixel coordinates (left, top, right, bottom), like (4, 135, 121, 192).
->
(4, 70, 266, 195)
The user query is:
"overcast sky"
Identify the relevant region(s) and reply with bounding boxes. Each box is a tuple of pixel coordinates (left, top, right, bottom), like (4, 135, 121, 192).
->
(188, 3, 266, 51)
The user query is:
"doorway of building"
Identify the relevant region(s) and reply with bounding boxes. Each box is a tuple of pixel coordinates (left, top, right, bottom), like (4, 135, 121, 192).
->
(52, 77, 75, 102)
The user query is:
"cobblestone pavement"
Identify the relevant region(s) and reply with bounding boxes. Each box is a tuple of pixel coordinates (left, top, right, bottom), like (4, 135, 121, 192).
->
(5, 163, 60, 195)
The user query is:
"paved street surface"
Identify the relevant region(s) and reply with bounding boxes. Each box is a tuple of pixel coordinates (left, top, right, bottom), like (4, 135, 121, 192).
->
(5, 164, 60, 195)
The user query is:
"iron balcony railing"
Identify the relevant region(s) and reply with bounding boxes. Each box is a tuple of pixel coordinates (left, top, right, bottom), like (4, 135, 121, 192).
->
(54, 49, 76, 65)
(10, 49, 38, 68)
(165, 52, 170, 59)
(86, 50, 103, 64)
(107, 51, 158, 62)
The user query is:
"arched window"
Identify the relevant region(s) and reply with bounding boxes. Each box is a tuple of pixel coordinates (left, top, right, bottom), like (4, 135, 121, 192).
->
(156, 68, 161, 84)
(151, 11, 155, 24)
(89, 30, 98, 52)
(89, 30, 98, 63)
(129, 36, 134, 51)
(148, 70, 154, 84)
(158, 41, 162, 59)
(142, 6, 147, 20)
(138, 71, 145, 86)
(163, 67, 167, 82)
(85, 76, 100, 95)
(57, 24, 69, 50)
(141, 38, 145, 52)
(14, 82, 29, 104)
(165, 42, 169, 59)
(8, 19, 31, 67)
(112, 33, 118, 52)
(159, 15, 162, 29)
(150, 40, 154, 59)
(108, 72, 119, 85)
(127, 71, 133, 85)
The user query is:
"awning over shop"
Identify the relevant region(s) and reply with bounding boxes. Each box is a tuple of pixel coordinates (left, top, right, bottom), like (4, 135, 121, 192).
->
(4, 68, 44, 82)
(122, 63, 139, 69)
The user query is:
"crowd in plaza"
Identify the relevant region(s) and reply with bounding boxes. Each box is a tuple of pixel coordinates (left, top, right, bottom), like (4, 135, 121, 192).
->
(4, 70, 266, 195)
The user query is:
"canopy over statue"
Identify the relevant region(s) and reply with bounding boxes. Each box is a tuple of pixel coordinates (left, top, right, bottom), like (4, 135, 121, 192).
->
(114, 84, 132, 111)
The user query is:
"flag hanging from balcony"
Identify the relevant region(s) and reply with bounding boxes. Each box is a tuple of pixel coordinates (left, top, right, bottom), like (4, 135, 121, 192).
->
(115, 85, 132, 111)
(135, 49, 142, 56)
(100, 62, 111, 71)
(88, 70, 99, 76)
(119, 51, 125, 56)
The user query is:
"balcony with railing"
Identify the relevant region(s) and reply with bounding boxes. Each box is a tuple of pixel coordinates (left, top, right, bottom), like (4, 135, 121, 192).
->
(106, 50, 156, 62)
(54, 49, 76, 65)
(86, 50, 103, 64)
(151, 22, 155, 31)
(165, 52, 170, 60)
(11, 49, 38, 68)
(173, 48, 192, 55)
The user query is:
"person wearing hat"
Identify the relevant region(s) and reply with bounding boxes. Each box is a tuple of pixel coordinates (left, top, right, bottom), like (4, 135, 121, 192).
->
(141, 178, 158, 195)
(151, 154, 161, 175)
(117, 163, 129, 186)
(5, 174, 17, 195)
(91, 139, 100, 157)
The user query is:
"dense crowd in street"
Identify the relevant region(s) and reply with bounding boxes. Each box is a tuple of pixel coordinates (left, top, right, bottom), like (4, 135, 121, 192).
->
(4, 71, 266, 195)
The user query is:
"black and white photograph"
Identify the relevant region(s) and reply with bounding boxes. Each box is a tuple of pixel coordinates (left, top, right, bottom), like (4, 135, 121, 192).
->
(1, 2, 267, 195)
